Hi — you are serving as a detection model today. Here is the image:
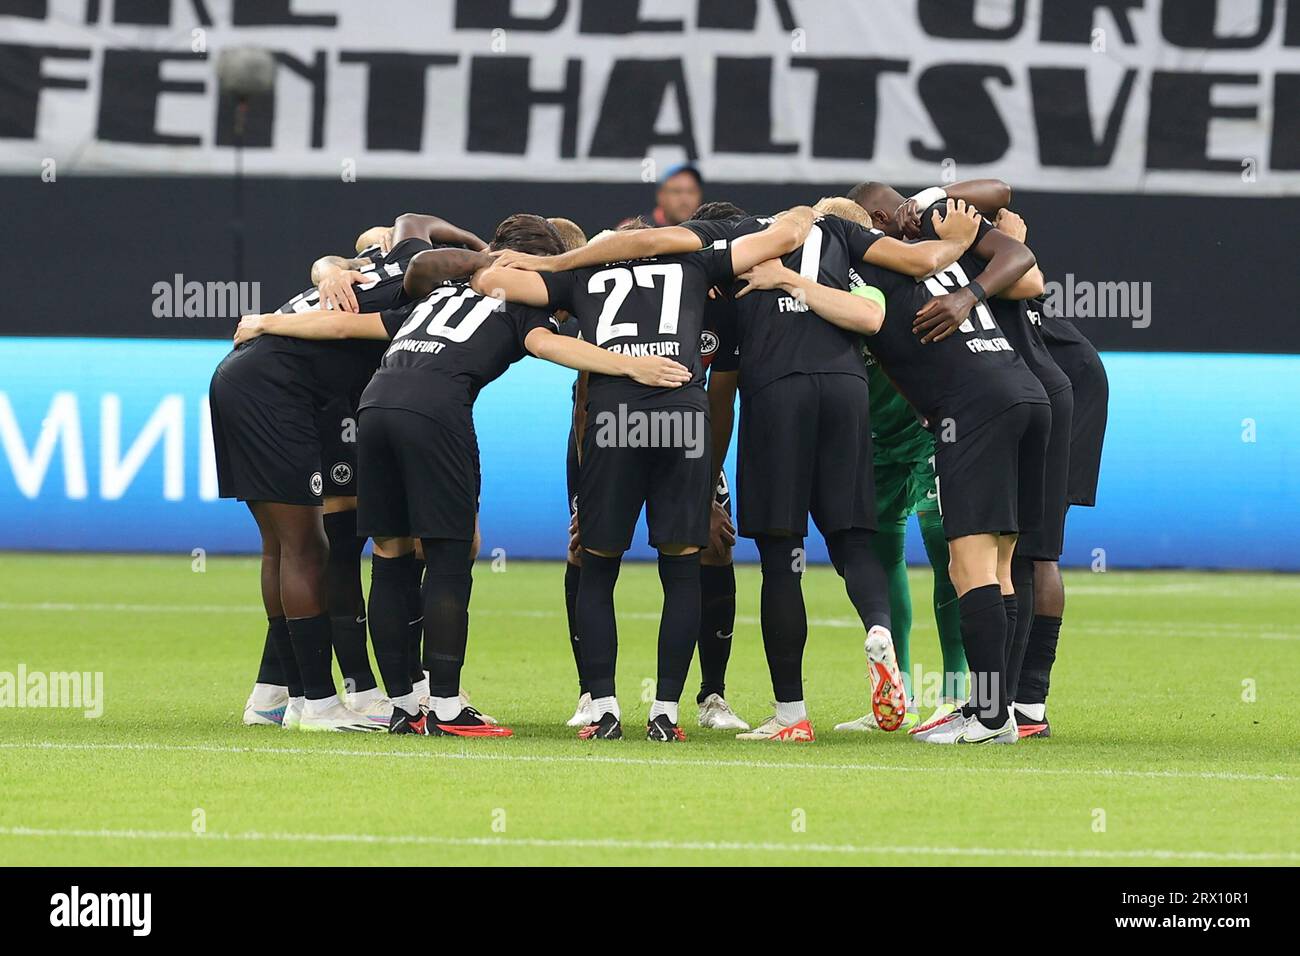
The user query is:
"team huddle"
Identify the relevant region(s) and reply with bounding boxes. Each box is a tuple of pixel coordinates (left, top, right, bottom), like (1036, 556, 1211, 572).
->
(211, 177, 1107, 745)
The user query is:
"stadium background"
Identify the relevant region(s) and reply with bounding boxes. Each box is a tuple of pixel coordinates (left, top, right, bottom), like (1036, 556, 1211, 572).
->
(2, 0, 1298, 568)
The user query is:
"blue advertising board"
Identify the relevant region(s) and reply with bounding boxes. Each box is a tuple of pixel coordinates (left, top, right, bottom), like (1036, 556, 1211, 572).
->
(1, 339, 1296, 569)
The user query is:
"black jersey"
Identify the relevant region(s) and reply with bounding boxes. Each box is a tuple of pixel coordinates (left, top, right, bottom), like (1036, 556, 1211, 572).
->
(359, 282, 557, 425)
(853, 259, 1047, 433)
(702, 292, 739, 374)
(216, 237, 430, 405)
(681, 214, 881, 395)
(994, 298, 1072, 396)
(918, 207, 1071, 397)
(1040, 306, 1102, 379)
(539, 243, 736, 411)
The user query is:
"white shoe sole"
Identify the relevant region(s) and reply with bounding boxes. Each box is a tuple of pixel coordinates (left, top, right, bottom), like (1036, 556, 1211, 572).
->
(833, 720, 878, 732)
(242, 709, 285, 727)
(298, 721, 380, 733)
(700, 716, 751, 731)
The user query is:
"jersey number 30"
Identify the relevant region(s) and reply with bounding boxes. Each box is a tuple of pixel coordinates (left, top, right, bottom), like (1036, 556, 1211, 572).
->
(391, 287, 499, 344)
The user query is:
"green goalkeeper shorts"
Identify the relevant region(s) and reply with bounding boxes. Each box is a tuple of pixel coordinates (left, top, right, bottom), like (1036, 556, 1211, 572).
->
(874, 454, 940, 527)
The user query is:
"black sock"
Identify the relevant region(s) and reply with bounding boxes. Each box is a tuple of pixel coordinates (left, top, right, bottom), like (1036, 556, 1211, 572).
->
(323, 510, 377, 694)
(576, 551, 621, 699)
(1002, 592, 1018, 684)
(368, 554, 416, 700)
(1007, 556, 1035, 701)
(957, 584, 1007, 728)
(696, 562, 736, 702)
(329, 613, 375, 696)
(757, 535, 807, 703)
(257, 616, 287, 686)
(286, 613, 336, 701)
(406, 557, 426, 686)
(564, 560, 586, 694)
(656, 552, 701, 705)
(421, 538, 472, 699)
(826, 528, 891, 632)
(268, 615, 302, 697)
(1018, 614, 1062, 706)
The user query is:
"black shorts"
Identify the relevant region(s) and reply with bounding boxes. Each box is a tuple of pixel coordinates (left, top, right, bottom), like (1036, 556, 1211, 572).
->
(1017, 387, 1073, 561)
(567, 424, 730, 516)
(576, 405, 712, 553)
(934, 401, 1051, 541)
(209, 371, 324, 506)
(736, 372, 874, 538)
(1045, 333, 1108, 507)
(356, 406, 479, 541)
(317, 396, 359, 497)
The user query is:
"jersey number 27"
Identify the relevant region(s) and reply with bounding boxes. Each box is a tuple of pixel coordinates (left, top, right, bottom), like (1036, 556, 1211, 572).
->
(587, 263, 683, 346)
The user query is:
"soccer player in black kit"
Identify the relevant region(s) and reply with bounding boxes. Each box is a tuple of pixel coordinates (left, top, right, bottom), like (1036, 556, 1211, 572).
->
(235, 214, 693, 736)
(211, 213, 481, 732)
(673, 202, 981, 740)
(553, 222, 751, 732)
(476, 210, 817, 741)
(849, 183, 1050, 744)
(876, 183, 1110, 738)
(498, 200, 980, 741)
(910, 205, 1073, 740)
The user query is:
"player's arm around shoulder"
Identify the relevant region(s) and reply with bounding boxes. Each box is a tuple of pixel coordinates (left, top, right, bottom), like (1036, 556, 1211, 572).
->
(494, 226, 705, 273)
(404, 248, 495, 298)
(728, 205, 814, 275)
(471, 264, 551, 307)
(392, 212, 487, 251)
(523, 327, 692, 388)
(991, 210, 1045, 300)
(234, 310, 387, 347)
(864, 199, 981, 278)
(736, 259, 883, 335)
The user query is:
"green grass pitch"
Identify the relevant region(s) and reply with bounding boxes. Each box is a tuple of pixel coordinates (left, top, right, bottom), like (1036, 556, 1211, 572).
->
(1, 553, 1297, 867)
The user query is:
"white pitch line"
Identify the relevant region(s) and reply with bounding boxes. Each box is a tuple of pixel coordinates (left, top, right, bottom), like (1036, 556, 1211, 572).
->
(0, 741, 1292, 784)
(0, 824, 1294, 862)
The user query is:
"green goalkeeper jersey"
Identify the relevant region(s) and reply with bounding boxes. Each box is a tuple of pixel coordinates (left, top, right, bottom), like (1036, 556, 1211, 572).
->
(864, 344, 935, 466)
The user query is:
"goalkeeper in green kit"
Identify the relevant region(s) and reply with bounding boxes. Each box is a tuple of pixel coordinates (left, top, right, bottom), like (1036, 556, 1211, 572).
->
(833, 347, 969, 733)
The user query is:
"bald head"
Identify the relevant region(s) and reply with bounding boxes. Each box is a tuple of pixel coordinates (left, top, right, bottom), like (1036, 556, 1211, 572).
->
(846, 181, 908, 238)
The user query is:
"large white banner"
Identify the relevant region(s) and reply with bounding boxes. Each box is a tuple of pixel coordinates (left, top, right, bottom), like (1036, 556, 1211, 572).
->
(2, 0, 1297, 194)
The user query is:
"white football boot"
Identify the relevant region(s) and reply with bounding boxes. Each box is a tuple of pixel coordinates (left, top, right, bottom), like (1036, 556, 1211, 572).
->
(697, 693, 750, 731)
(243, 683, 288, 726)
(918, 711, 1017, 745)
(864, 627, 908, 731)
(910, 699, 964, 738)
(836, 697, 919, 733)
(345, 689, 394, 729)
(281, 696, 304, 730)
(735, 714, 815, 742)
(566, 692, 595, 727)
(298, 698, 382, 732)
